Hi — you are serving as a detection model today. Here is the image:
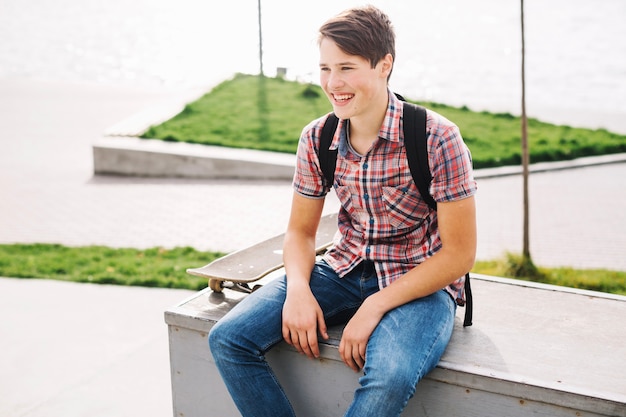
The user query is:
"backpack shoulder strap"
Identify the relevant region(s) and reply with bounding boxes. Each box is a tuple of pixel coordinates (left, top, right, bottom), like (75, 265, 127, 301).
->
(319, 113, 339, 189)
(402, 101, 473, 326)
(402, 102, 437, 211)
(462, 273, 473, 326)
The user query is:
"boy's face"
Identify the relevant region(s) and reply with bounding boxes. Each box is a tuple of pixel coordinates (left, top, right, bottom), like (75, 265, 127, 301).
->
(319, 37, 392, 121)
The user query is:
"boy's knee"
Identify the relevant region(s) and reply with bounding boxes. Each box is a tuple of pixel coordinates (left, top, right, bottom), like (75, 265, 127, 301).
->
(208, 320, 227, 356)
(363, 358, 420, 397)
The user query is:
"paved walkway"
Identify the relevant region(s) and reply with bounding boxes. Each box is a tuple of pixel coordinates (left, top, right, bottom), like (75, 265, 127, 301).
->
(1, 77, 625, 417)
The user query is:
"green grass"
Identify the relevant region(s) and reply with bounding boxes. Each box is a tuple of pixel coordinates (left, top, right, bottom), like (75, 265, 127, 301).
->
(1, 244, 624, 296)
(0, 244, 223, 291)
(142, 74, 331, 154)
(141, 73, 626, 169)
(474, 256, 626, 296)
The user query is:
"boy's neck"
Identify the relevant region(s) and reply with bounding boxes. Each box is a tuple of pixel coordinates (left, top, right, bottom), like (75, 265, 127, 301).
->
(347, 90, 390, 154)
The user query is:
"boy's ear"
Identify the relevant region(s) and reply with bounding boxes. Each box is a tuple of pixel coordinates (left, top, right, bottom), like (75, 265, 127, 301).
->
(380, 53, 394, 78)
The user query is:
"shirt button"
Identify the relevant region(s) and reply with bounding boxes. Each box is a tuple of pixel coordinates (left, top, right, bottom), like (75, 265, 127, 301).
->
(364, 193, 369, 201)
(363, 163, 368, 169)
(366, 246, 371, 255)
(369, 217, 375, 225)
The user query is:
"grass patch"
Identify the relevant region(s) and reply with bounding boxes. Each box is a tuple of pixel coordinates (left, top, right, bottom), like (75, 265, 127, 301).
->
(473, 255, 626, 296)
(0, 244, 224, 291)
(1, 244, 624, 296)
(141, 73, 626, 169)
(142, 74, 331, 154)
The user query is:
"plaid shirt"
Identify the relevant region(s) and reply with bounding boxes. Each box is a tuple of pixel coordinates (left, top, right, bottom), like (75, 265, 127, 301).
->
(293, 92, 477, 302)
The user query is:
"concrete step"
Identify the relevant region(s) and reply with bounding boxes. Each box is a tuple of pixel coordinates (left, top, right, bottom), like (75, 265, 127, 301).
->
(93, 136, 296, 180)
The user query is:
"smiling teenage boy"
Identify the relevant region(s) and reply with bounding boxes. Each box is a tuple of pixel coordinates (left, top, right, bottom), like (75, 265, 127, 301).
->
(209, 5, 477, 417)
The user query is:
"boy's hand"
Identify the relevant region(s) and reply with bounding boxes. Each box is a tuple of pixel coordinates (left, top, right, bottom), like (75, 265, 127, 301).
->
(282, 284, 329, 359)
(339, 300, 384, 372)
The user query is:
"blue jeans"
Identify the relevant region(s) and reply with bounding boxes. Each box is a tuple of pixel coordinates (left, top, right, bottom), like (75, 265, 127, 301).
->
(209, 260, 456, 417)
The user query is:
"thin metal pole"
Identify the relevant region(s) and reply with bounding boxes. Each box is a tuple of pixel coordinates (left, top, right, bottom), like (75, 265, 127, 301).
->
(257, 0, 264, 76)
(521, 0, 530, 258)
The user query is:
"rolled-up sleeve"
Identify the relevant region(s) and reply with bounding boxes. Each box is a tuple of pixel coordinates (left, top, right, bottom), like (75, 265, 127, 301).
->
(429, 120, 477, 203)
(292, 119, 328, 199)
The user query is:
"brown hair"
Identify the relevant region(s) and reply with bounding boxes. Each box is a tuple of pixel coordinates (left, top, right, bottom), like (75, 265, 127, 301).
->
(318, 5, 395, 74)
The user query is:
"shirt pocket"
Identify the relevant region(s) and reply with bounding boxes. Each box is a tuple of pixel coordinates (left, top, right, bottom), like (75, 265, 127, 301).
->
(382, 185, 431, 232)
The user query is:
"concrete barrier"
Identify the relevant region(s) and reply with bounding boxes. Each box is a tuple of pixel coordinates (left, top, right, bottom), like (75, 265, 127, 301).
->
(164, 273, 626, 417)
(93, 136, 296, 180)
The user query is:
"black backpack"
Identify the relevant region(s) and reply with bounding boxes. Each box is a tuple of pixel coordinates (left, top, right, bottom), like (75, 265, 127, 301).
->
(317, 96, 473, 327)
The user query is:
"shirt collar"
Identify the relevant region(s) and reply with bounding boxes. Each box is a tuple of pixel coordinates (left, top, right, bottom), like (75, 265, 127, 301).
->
(330, 89, 402, 154)
(381, 90, 403, 144)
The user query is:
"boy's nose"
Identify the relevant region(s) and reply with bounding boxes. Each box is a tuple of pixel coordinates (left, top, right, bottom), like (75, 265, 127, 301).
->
(327, 72, 344, 89)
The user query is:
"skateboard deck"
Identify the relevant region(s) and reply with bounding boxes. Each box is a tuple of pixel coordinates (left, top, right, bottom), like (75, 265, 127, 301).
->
(187, 213, 338, 293)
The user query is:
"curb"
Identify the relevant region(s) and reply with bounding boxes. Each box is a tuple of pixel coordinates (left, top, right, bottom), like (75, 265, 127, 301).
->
(93, 137, 296, 180)
(473, 152, 626, 179)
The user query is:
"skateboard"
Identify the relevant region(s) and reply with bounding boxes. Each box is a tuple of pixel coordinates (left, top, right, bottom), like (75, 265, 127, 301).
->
(187, 213, 338, 293)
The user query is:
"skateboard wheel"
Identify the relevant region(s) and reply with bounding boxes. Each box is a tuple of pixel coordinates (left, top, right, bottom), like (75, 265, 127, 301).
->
(209, 279, 224, 293)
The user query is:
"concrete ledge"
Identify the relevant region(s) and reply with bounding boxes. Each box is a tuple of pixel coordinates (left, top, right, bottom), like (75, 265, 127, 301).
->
(165, 273, 626, 417)
(93, 136, 296, 180)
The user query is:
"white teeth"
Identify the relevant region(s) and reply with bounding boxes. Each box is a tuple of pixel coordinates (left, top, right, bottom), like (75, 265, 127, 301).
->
(335, 94, 353, 101)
